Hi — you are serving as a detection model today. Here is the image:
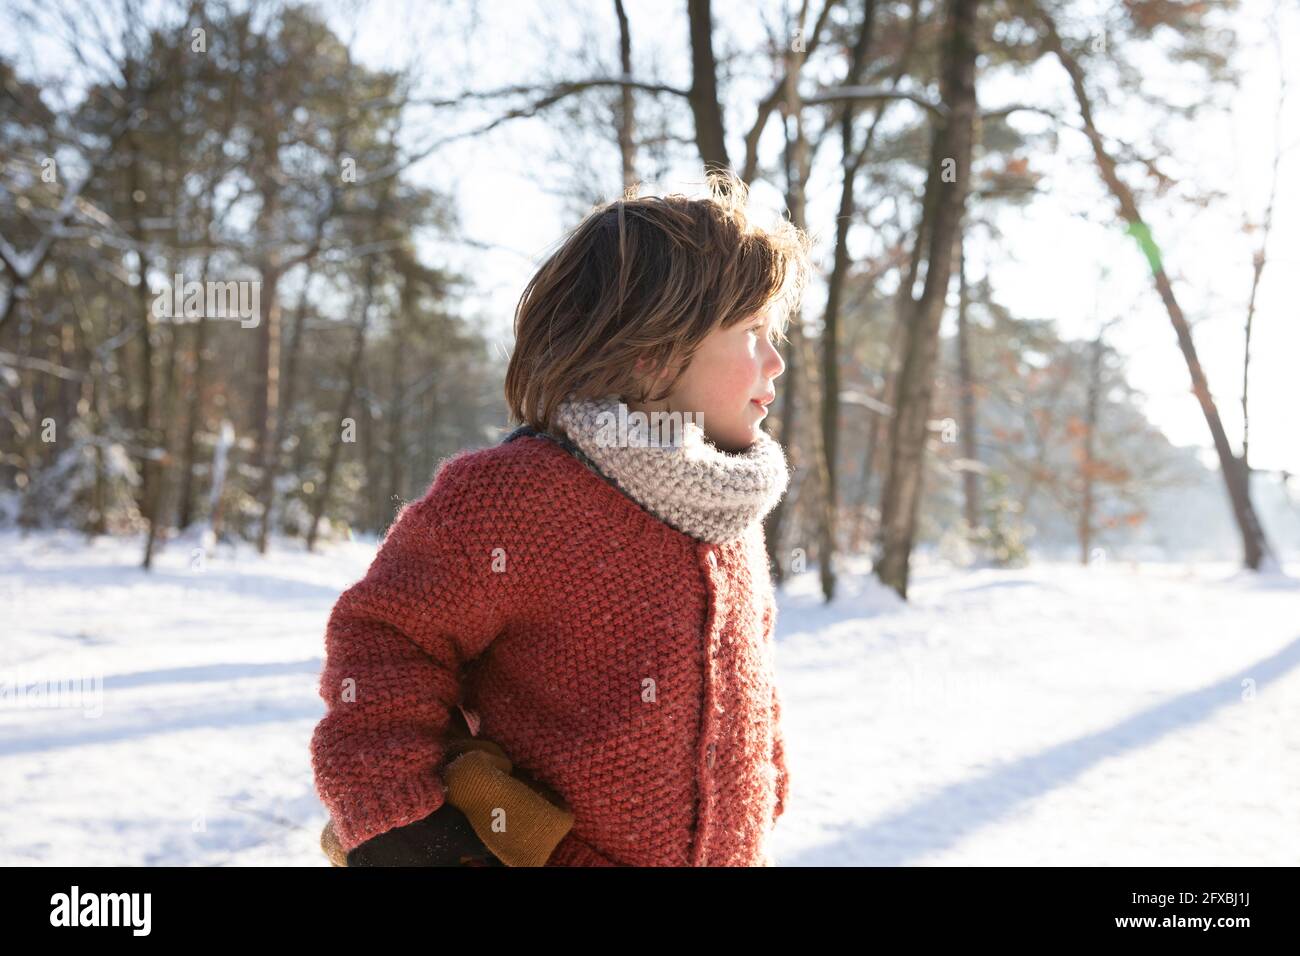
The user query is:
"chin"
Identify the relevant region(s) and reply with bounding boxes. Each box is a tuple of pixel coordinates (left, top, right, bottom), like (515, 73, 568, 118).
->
(709, 426, 757, 454)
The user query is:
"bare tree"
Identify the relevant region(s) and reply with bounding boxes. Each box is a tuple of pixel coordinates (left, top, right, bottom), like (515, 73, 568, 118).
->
(0, 108, 147, 334)
(307, 255, 379, 553)
(955, 236, 980, 531)
(814, 0, 878, 600)
(875, 0, 980, 597)
(1241, 3, 1288, 506)
(613, 0, 639, 188)
(685, 0, 730, 171)
(1033, 3, 1274, 571)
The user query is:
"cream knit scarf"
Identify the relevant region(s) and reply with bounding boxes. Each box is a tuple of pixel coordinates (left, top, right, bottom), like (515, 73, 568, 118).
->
(545, 393, 791, 544)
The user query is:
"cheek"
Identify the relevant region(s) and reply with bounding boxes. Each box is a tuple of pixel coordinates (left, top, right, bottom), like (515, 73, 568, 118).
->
(677, 331, 760, 414)
(703, 349, 757, 407)
(726, 358, 757, 398)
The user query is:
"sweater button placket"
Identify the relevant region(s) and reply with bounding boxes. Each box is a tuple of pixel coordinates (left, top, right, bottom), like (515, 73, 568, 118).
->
(696, 543, 722, 866)
(703, 547, 720, 660)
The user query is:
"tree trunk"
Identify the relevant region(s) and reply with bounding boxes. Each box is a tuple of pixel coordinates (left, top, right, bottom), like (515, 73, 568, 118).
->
(765, 326, 801, 585)
(178, 195, 218, 532)
(387, 272, 409, 508)
(177, 301, 208, 531)
(685, 0, 730, 172)
(257, 268, 313, 548)
(872, 124, 936, 528)
(1080, 334, 1101, 564)
(129, 141, 163, 570)
(763, 22, 814, 586)
(818, 0, 877, 601)
(90, 374, 108, 538)
(360, 365, 382, 532)
(614, 0, 638, 189)
(876, 0, 979, 598)
(955, 237, 980, 531)
(251, 88, 286, 555)
(205, 419, 235, 550)
(851, 300, 907, 551)
(1037, 8, 1273, 571)
(307, 260, 378, 552)
(253, 262, 283, 555)
(143, 295, 184, 569)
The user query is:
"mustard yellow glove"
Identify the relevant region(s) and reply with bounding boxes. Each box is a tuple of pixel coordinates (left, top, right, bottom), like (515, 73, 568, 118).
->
(318, 717, 573, 868)
(321, 818, 348, 867)
(443, 749, 575, 868)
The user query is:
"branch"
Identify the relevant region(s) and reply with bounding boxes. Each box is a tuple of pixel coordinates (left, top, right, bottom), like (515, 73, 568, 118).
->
(0, 350, 85, 381)
(804, 85, 946, 118)
(0, 103, 148, 333)
(409, 76, 691, 110)
(979, 103, 1061, 122)
(363, 77, 687, 179)
(740, 0, 843, 184)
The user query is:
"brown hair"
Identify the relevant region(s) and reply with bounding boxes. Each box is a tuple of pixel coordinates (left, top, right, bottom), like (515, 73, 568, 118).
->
(504, 170, 814, 433)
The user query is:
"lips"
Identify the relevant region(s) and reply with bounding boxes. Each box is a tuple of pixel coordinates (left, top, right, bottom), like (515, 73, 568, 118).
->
(751, 393, 775, 407)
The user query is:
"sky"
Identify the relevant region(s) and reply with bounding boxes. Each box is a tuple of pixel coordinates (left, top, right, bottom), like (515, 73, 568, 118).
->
(4, 0, 1296, 476)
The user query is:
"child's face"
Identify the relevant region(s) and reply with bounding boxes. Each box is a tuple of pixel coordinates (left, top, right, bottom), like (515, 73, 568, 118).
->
(635, 308, 786, 453)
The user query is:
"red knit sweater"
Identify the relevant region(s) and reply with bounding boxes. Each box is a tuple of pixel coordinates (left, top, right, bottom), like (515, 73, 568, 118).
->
(309, 430, 791, 866)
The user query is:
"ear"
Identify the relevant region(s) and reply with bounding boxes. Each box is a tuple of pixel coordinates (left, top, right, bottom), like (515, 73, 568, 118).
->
(633, 356, 663, 382)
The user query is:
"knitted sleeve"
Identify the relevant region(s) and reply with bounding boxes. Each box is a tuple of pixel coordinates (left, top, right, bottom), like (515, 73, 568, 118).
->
(761, 582, 790, 823)
(309, 453, 513, 853)
(772, 683, 790, 821)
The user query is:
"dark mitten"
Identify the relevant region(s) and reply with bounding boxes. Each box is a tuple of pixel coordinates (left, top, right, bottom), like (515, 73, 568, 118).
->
(344, 801, 504, 867)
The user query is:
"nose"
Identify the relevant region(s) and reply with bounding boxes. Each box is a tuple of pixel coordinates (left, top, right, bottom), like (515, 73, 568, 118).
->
(764, 337, 786, 380)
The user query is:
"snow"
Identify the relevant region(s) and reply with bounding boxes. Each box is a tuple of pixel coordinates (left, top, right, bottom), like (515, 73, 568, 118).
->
(1, 529, 1297, 866)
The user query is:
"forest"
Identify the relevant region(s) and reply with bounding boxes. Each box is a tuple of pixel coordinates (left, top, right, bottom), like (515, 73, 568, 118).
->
(1, 0, 1296, 597)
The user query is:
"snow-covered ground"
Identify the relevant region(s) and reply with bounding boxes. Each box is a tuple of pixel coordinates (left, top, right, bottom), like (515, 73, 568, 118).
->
(2, 528, 1297, 866)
